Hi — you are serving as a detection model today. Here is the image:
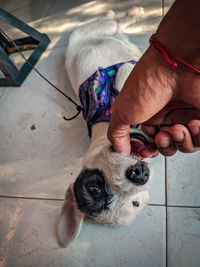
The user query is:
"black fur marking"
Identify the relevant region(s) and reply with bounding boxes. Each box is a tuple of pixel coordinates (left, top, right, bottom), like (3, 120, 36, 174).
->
(132, 201, 140, 207)
(109, 145, 115, 152)
(74, 168, 113, 217)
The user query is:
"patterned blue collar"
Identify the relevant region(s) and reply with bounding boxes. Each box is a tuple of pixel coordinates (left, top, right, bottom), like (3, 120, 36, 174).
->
(79, 60, 137, 137)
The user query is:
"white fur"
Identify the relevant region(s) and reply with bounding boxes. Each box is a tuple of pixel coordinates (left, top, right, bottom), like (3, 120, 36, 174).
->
(58, 16, 152, 248)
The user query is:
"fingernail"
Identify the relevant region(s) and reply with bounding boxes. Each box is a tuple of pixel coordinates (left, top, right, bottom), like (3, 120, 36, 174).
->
(158, 138, 171, 149)
(189, 125, 199, 136)
(171, 131, 184, 142)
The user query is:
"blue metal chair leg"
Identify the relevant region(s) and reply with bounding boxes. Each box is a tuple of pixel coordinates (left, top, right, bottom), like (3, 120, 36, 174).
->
(0, 8, 50, 86)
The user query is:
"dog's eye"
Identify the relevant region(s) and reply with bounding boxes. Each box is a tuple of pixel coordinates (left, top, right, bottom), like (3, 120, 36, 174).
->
(87, 185, 102, 195)
(132, 201, 139, 207)
(109, 145, 115, 152)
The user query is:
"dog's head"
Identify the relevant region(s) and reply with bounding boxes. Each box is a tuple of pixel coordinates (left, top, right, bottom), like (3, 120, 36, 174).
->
(57, 129, 152, 247)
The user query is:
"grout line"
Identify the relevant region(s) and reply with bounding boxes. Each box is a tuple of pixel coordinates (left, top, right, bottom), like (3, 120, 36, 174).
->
(38, 0, 56, 28)
(164, 157, 168, 204)
(164, 157, 168, 206)
(162, 3, 167, 265)
(0, 3, 29, 14)
(0, 87, 6, 100)
(148, 203, 166, 207)
(165, 156, 168, 267)
(162, 1, 168, 265)
(166, 204, 200, 209)
(0, 195, 199, 209)
(161, 0, 164, 17)
(162, 0, 171, 261)
(0, 195, 64, 202)
(149, 203, 200, 209)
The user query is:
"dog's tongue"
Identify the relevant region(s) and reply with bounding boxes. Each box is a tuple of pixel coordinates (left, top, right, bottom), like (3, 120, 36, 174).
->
(130, 131, 150, 158)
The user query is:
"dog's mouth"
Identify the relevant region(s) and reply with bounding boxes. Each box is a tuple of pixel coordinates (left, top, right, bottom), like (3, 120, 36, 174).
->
(130, 133, 148, 158)
(110, 132, 149, 158)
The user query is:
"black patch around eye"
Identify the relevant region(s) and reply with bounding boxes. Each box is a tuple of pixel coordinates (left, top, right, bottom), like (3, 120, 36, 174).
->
(74, 168, 113, 217)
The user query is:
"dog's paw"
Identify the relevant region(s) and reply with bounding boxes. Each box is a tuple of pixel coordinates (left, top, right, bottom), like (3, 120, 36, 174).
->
(118, 7, 144, 30)
(128, 7, 144, 18)
(105, 9, 116, 19)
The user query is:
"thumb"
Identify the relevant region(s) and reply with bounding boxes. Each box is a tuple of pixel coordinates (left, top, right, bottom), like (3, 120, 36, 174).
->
(107, 47, 175, 153)
(107, 113, 131, 154)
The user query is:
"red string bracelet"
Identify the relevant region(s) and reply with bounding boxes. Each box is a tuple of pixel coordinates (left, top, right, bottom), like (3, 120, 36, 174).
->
(149, 34, 200, 74)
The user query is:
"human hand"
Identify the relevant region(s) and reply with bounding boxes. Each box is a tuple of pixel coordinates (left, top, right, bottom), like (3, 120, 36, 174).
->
(107, 46, 200, 157)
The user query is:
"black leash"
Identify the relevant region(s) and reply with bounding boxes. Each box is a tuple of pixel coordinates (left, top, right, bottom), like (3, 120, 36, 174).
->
(0, 26, 83, 121)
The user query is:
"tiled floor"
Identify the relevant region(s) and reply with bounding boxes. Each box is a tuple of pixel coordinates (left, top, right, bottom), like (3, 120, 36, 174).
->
(0, 0, 199, 266)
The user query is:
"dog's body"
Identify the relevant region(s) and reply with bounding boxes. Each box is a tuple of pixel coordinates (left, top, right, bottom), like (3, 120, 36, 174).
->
(58, 17, 152, 248)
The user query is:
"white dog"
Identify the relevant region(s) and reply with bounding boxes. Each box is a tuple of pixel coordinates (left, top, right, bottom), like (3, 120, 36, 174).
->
(57, 16, 152, 248)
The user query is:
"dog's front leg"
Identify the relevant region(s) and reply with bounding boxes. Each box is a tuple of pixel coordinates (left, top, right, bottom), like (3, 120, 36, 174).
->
(115, 63, 135, 92)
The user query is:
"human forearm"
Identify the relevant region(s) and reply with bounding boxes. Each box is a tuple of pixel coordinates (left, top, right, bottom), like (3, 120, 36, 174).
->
(156, 0, 200, 63)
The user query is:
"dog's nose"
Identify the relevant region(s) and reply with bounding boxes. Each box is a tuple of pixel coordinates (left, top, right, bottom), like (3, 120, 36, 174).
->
(125, 163, 149, 185)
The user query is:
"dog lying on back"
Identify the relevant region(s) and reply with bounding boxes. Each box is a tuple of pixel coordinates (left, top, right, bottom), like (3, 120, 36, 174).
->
(57, 16, 152, 248)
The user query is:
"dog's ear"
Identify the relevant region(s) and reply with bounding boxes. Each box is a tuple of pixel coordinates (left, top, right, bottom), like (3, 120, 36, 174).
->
(57, 185, 85, 248)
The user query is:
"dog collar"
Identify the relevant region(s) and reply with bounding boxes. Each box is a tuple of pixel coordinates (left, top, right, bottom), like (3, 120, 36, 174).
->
(79, 60, 137, 137)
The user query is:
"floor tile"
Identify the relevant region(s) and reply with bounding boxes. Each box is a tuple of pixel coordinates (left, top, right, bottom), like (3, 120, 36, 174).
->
(0, 198, 166, 267)
(1, 0, 53, 27)
(39, 0, 162, 52)
(0, 87, 6, 98)
(0, 46, 90, 198)
(167, 207, 200, 267)
(167, 152, 200, 206)
(148, 155, 165, 205)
